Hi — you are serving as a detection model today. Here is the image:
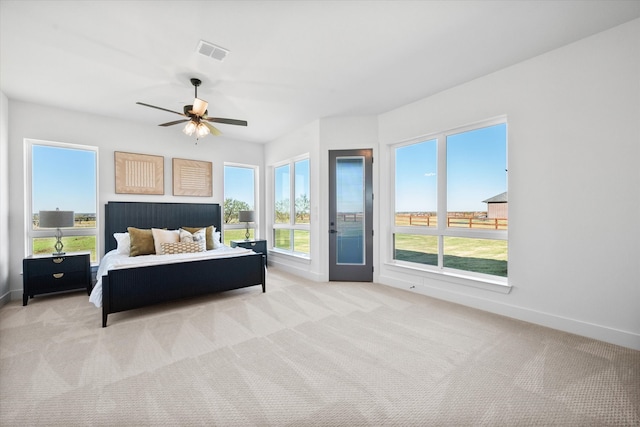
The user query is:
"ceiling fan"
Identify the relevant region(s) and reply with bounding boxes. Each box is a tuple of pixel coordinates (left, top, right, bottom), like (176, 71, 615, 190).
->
(137, 78, 247, 139)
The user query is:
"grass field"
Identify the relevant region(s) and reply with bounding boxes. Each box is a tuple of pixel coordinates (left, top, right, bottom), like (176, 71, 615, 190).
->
(394, 233, 507, 277)
(32, 219, 505, 276)
(223, 229, 254, 246)
(33, 236, 97, 262)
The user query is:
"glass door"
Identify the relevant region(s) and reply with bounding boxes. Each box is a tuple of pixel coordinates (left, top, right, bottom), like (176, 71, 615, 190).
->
(328, 149, 373, 281)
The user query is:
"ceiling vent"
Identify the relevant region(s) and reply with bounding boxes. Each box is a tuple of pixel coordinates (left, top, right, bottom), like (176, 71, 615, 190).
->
(196, 40, 229, 61)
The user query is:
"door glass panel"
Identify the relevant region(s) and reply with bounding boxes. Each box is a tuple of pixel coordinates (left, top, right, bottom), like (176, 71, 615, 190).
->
(336, 157, 365, 265)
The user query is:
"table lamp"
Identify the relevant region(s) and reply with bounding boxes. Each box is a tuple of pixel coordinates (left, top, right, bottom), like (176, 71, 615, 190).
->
(39, 208, 74, 255)
(238, 210, 255, 241)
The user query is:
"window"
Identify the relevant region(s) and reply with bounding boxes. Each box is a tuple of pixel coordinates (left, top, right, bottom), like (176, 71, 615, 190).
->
(26, 140, 99, 263)
(223, 163, 258, 245)
(273, 157, 310, 256)
(392, 119, 507, 279)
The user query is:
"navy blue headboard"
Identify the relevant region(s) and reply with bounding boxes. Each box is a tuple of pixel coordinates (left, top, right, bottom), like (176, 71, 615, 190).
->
(104, 202, 222, 253)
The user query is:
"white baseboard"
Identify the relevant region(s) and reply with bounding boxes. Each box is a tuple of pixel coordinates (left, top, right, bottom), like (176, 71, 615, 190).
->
(268, 259, 322, 282)
(0, 289, 13, 308)
(378, 274, 640, 351)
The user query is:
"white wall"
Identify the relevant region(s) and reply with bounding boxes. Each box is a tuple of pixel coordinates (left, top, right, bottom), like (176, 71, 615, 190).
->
(377, 19, 640, 349)
(318, 116, 379, 281)
(264, 120, 321, 279)
(0, 92, 9, 306)
(264, 116, 379, 281)
(6, 100, 264, 300)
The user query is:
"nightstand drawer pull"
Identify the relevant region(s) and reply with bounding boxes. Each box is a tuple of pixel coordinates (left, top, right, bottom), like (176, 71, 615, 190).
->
(53, 258, 64, 264)
(53, 273, 64, 279)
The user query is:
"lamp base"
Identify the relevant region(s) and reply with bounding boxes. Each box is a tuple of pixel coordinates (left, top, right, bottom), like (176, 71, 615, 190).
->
(53, 230, 65, 255)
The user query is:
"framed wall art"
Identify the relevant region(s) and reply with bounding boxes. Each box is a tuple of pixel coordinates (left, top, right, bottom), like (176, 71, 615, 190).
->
(115, 151, 164, 195)
(172, 158, 212, 197)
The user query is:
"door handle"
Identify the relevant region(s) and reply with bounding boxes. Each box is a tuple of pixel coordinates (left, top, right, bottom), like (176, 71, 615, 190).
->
(329, 229, 338, 234)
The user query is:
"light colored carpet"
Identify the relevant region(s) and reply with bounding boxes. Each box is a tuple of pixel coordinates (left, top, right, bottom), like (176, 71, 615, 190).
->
(1, 268, 638, 426)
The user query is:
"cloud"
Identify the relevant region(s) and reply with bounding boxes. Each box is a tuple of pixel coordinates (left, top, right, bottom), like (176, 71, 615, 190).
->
(424, 172, 436, 177)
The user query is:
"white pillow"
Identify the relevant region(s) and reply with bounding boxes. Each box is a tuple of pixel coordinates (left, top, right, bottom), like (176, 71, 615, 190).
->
(213, 231, 222, 249)
(151, 228, 180, 255)
(179, 228, 206, 252)
(114, 232, 130, 255)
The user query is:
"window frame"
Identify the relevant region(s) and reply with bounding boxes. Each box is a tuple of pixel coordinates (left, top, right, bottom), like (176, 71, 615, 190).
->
(223, 162, 259, 244)
(391, 117, 508, 283)
(24, 138, 99, 264)
(271, 154, 310, 258)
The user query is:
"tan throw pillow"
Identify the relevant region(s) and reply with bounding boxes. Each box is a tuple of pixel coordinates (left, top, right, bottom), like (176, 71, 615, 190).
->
(151, 228, 179, 255)
(182, 225, 215, 250)
(127, 227, 155, 257)
(161, 242, 203, 254)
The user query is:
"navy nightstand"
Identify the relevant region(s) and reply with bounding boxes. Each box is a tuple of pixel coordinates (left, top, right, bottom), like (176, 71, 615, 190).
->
(231, 239, 267, 267)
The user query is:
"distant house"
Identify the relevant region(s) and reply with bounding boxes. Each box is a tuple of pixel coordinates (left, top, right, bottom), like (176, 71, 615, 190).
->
(483, 191, 508, 219)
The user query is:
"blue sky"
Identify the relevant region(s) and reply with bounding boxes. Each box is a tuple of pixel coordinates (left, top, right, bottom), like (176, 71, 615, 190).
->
(294, 159, 309, 199)
(396, 123, 506, 212)
(273, 159, 310, 205)
(33, 125, 504, 216)
(32, 145, 97, 214)
(224, 166, 255, 208)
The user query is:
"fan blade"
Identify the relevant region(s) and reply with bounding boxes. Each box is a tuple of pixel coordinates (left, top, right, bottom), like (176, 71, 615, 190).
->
(204, 117, 248, 126)
(136, 102, 186, 117)
(202, 122, 222, 136)
(158, 119, 189, 127)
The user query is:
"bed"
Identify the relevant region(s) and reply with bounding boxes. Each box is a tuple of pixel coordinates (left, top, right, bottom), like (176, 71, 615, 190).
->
(93, 201, 265, 327)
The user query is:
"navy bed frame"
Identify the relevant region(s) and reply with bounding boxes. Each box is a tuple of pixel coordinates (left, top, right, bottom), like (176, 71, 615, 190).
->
(100, 201, 265, 327)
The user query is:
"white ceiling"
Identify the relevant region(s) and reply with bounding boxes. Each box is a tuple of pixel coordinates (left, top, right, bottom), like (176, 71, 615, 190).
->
(1, 1, 639, 143)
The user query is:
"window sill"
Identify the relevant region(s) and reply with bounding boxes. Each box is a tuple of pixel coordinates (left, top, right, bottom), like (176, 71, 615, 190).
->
(384, 261, 511, 294)
(269, 248, 311, 263)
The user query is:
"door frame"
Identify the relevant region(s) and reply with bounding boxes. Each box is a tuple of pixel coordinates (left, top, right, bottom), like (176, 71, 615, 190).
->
(328, 148, 373, 281)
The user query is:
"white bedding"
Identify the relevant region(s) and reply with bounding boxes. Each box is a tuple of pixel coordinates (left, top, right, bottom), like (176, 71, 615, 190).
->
(89, 245, 255, 308)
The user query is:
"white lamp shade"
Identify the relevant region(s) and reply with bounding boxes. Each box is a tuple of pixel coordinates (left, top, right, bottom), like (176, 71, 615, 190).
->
(238, 210, 255, 223)
(192, 98, 208, 116)
(39, 210, 74, 228)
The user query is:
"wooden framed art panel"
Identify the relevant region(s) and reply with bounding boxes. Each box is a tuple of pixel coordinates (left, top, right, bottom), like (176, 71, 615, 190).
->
(172, 158, 212, 197)
(115, 151, 164, 195)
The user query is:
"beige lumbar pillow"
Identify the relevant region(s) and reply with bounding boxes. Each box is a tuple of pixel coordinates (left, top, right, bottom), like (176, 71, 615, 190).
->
(161, 241, 203, 255)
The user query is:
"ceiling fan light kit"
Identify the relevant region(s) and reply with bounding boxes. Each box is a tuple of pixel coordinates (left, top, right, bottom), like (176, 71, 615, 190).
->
(137, 78, 247, 140)
(182, 120, 211, 138)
